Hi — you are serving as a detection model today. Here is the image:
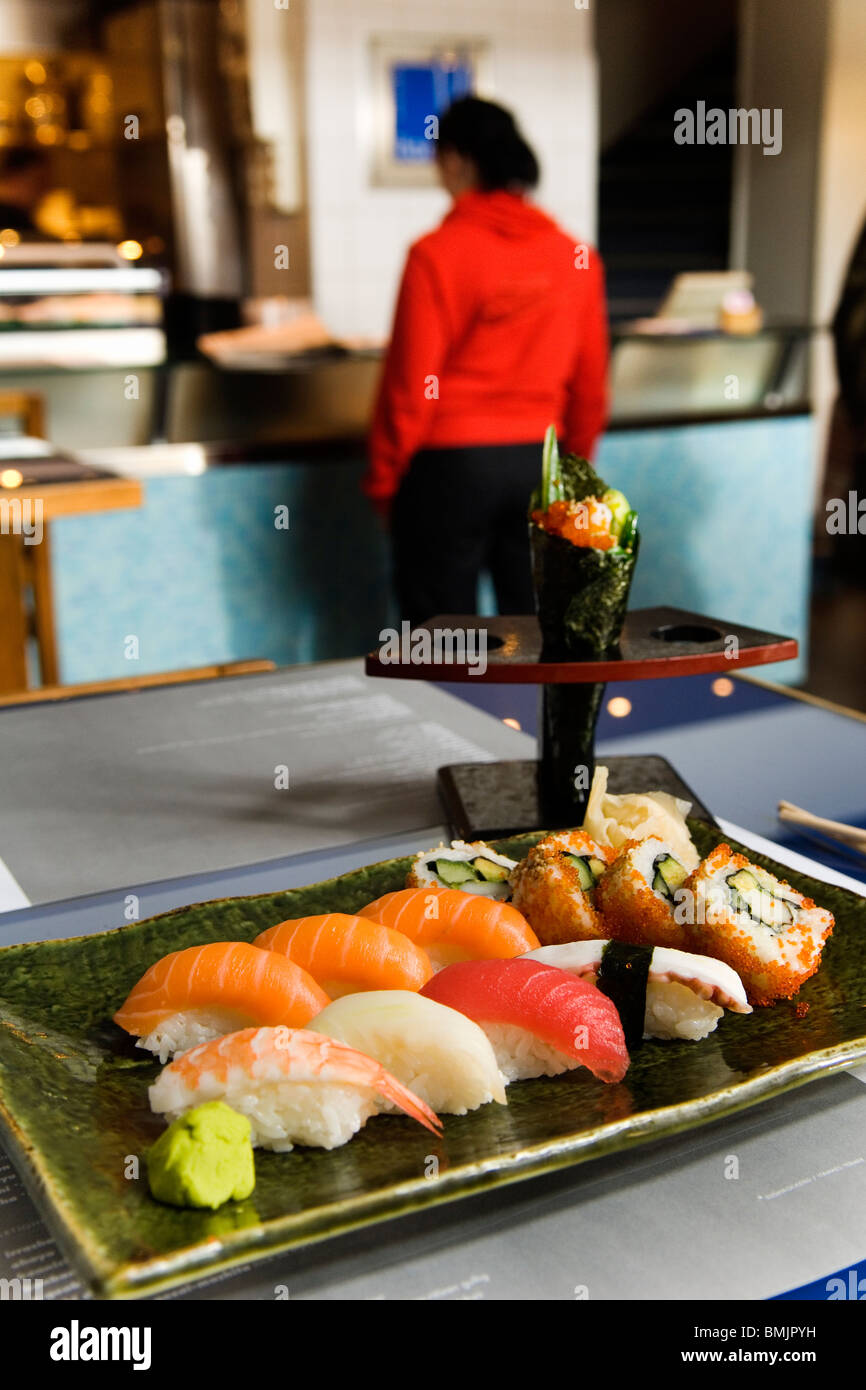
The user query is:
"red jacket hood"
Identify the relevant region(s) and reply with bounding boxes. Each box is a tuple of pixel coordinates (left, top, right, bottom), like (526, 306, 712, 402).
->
(443, 189, 561, 241)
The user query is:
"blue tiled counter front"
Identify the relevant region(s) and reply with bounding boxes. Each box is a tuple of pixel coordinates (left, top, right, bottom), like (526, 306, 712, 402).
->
(598, 413, 813, 682)
(51, 414, 812, 684)
(51, 457, 393, 682)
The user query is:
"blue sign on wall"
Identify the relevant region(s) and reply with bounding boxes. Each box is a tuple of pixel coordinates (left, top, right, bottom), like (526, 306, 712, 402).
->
(392, 61, 474, 163)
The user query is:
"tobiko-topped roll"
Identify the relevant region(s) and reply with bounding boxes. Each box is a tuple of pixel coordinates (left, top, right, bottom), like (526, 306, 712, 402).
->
(682, 844, 834, 1005)
(594, 835, 693, 951)
(510, 829, 614, 944)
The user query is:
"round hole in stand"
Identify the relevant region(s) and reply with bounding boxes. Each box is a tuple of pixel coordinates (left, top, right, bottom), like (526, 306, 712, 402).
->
(650, 623, 723, 644)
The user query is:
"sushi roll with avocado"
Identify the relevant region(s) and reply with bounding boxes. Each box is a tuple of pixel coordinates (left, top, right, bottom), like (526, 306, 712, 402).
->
(407, 841, 516, 900)
(594, 836, 693, 951)
(510, 829, 615, 944)
(681, 844, 834, 1006)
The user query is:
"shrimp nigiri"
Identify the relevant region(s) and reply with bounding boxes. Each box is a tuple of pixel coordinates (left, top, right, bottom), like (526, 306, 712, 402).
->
(254, 914, 432, 996)
(422, 958, 629, 1084)
(149, 1026, 442, 1151)
(359, 887, 540, 969)
(114, 941, 330, 1063)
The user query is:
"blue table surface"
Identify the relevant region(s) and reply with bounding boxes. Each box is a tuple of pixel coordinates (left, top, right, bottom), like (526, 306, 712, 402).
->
(438, 672, 866, 887)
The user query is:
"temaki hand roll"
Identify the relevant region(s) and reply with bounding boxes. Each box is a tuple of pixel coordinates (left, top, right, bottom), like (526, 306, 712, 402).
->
(530, 425, 639, 659)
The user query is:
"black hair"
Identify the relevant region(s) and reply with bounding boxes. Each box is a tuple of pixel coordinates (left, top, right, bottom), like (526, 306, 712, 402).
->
(437, 97, 540, 192)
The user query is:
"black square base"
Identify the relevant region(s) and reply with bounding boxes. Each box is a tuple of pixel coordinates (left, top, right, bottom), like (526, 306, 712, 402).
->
(437, 754, 718, 840)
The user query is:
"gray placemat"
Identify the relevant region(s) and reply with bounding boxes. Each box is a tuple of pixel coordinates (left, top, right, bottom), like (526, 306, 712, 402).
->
(0, 663, 533, 906)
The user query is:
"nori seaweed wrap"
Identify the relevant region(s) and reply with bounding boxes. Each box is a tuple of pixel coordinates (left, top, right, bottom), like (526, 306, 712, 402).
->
(530, 429, 640, 822)
(529, 437, 639, 660)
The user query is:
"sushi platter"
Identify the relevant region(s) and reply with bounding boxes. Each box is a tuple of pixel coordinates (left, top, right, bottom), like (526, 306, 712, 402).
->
(0, 789, 864, 1299)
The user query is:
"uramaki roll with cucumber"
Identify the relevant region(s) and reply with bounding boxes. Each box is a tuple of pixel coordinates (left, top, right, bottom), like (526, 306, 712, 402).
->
(510, 829, 615, 945)
(407, 841, 516, 900)
(530, 425, 639, 658)
(593, 835, 693, 951)
(681, 844, 834, 1006)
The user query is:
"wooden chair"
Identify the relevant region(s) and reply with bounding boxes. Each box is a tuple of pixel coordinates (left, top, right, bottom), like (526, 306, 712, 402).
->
(0, 390, 46, 439)
(0, 390, 49, 691)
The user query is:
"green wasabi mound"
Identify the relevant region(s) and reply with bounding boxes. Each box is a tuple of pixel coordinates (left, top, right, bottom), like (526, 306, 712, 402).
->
(147, 1101, 256, 1210)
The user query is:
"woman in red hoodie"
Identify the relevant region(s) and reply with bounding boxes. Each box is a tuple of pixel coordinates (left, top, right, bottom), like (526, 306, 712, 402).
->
(365, 97, 609, 626)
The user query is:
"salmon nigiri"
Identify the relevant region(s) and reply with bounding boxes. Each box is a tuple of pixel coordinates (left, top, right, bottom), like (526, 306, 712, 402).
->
(359, 887, 540, 969)
(422, 958, 629, 1085)
(254, 914, 433, 996)
(113, 941, 330, 1063)
(149, 1026, 442, 1151)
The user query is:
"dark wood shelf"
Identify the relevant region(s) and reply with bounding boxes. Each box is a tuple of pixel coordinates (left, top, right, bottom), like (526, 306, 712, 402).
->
(365, 606, 798, 685)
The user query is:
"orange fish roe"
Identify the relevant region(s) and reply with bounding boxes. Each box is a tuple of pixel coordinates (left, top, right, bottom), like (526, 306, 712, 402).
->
(531, 497, 616, 550)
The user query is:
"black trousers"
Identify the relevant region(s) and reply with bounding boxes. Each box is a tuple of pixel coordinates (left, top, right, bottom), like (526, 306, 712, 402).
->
(391, 441, 540, 627)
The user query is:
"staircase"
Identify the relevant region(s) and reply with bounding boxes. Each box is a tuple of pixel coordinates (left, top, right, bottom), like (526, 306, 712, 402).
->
(599, 41, 737, 322)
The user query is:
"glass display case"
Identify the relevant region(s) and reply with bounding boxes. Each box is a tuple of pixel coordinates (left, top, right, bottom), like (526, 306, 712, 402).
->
(609, 324, 811, 425)
(0, 244, 166, 370)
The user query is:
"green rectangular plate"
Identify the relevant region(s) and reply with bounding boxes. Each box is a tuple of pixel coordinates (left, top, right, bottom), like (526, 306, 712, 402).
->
(1, 822, 865, 1299)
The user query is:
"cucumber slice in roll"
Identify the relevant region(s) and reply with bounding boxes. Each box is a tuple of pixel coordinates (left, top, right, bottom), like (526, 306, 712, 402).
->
(435, 859, 478, 886)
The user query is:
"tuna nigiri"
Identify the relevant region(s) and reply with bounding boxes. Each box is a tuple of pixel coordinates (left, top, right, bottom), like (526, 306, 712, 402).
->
(359, 887, 540, 969)
(149, 1026, 442, 1151)
(421, 958, 629, 1084)
(114, 941, 330, 1063)
(253, 914, 432, 996)
(309, 990, 507, 1115)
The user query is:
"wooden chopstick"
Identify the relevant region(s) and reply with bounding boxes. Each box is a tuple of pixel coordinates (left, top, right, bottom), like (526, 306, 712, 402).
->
(778, 800, 866, 856)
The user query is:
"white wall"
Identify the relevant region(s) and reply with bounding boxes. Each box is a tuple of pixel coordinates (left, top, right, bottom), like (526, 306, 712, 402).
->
(304, 0, 598, 339)
(811, 0, 866, 484)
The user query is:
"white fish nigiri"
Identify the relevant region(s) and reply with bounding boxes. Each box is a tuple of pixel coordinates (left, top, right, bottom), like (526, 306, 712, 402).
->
(308, 990, 507, 1114)
(523, 940, 751, 1042)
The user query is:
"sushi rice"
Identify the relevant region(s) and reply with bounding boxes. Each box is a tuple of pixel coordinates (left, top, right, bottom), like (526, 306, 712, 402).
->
(482, 1022, 581, 1083)
(138, 1007, 255, 1066)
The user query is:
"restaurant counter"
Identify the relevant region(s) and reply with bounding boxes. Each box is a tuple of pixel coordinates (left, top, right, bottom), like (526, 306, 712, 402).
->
(44, 404, 811, 685)
(4, 325, 815, 685)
